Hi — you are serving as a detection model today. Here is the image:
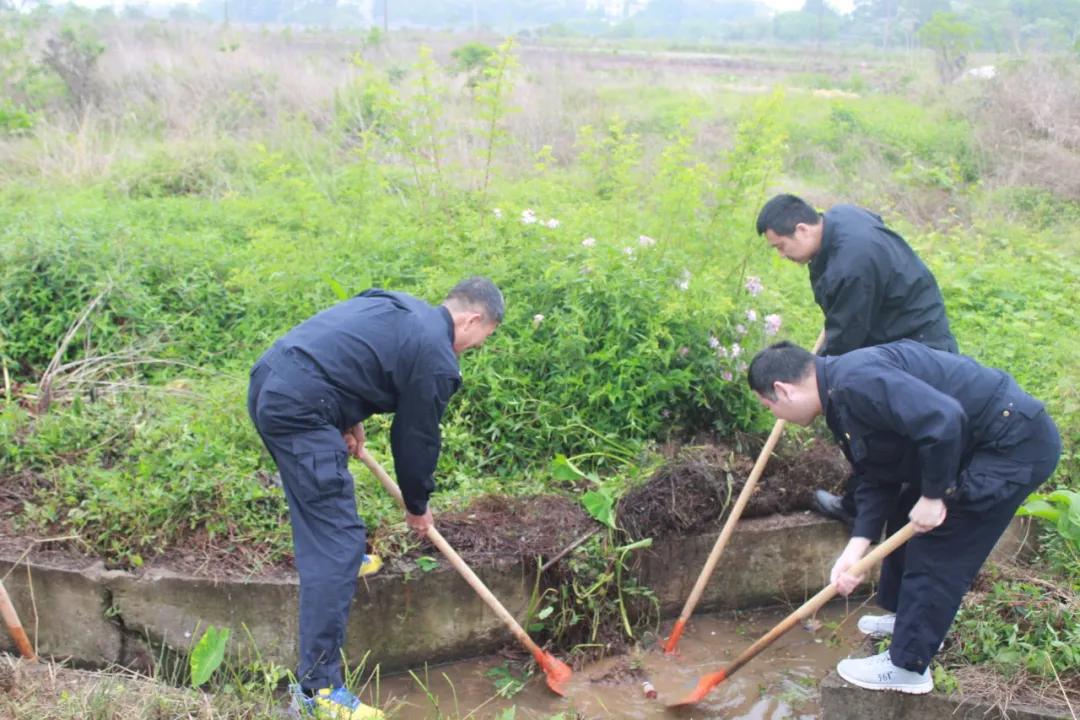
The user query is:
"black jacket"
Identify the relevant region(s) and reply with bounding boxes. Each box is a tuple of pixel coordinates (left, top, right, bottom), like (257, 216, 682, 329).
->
(260, 289, 461, 515)
(816, 340, 1044, 539)
(810, 205, 957, 356)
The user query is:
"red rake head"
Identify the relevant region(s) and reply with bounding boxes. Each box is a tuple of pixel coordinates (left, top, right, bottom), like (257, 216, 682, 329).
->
(663, 619, 688, 655)
(539, 652, 573, 696)
(667, 669, 727, 708)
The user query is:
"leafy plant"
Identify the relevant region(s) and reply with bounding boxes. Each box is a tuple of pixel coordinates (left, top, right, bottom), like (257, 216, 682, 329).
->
(190, 625, 230, 687)
(485, 663, 527, 698)
(1018, 489, 1080, 558)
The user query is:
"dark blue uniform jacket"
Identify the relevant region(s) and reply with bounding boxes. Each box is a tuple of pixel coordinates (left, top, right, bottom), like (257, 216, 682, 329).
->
(258, 289, 461, 515)
(816, 340, 1045, 539)
(811, 205, 958, 356)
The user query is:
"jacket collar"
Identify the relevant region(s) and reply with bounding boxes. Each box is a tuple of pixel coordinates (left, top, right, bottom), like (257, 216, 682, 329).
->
(439, 305, 455, 346)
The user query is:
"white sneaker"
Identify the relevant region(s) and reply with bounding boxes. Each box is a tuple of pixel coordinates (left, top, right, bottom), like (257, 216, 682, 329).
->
(857, 613, 895, 638)
(837, 650, 933, 694)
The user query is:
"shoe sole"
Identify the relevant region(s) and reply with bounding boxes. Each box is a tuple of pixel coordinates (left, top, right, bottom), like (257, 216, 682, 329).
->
(837, 666, 933, 695)
(858, 628, 893, 639)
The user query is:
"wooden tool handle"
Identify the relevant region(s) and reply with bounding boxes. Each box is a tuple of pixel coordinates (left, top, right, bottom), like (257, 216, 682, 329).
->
(671, 328, 828, 631)
(724, 522, 916, 679)
(357, 452, 546, 659)
(0, 580, 36, 661)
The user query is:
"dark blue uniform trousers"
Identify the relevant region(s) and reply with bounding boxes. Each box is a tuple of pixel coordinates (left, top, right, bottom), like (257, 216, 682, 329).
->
(247, 362, 366, 692)
(875, 412, 1061, 673)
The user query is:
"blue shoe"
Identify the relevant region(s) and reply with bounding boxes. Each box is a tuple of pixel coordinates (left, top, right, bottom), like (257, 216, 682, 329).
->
(289, 684, 384, 719)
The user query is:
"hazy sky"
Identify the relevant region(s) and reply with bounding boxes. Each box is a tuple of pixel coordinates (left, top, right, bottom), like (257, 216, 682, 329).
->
(67, 0, 857, 13)
(764, 0, 855, 11)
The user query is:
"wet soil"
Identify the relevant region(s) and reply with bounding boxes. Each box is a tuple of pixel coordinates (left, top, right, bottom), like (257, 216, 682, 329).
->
(0, 437, 848, 580)
(618, 439, 848, 541)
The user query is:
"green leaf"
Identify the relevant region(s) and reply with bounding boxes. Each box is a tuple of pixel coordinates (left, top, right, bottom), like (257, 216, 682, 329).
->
(189, 625, 230, 687)
(416, 556, 439, 572)
(537, 605, 554, 620)
(581, 490, 615, 528)
(551, 453, 585, 482)
(323, 275, 349, 301)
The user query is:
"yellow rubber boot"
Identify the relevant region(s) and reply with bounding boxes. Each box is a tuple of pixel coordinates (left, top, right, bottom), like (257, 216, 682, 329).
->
(312, 687, 385, 719)
(359, 554, 382, 577)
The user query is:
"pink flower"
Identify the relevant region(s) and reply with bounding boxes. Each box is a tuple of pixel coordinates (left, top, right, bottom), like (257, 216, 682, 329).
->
(746, 308, 758, 323)
(532, 313, 545, 327)
(764, 313, 782, 336)
(736, 361, 748, 373)
(521, 209, 537, 225)
(544, 218, 560, 229)
(722, 371, 734, 382)
(623, 247, 634, 256)
(735, 324, 746, 335)
(708, 335, 720, 349)
(493, 208, 503, 218)
(638, 234, 657, 247)
(730, 343, 742, 358)
(745, 276, 763, 296)
(678, 346, 690, 357)
(582, 237, 596, 247)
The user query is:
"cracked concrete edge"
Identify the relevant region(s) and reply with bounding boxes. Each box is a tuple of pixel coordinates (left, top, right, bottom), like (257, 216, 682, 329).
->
(0, 515, 1035, 675)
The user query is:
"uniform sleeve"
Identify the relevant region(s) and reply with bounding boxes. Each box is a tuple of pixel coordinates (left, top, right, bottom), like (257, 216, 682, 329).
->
(390, 372, 461, 515)
(851, 474, 900, 541)
(821, 273, 877, 355)
(850, 372, 967, 502)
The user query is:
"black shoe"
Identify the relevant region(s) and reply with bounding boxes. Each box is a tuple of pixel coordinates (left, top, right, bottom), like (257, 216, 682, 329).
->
(813, 489, 855, 527)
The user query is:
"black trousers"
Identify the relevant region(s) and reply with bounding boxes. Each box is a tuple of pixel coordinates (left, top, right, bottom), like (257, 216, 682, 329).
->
(874, 411, 1061, 673)
(247, 362, 366, 692)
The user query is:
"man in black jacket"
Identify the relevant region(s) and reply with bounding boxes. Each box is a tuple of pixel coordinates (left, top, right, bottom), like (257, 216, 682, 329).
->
(756, 194, 958, 526)
(248, 277, 503, 719)
(747, 340, 1060, 693)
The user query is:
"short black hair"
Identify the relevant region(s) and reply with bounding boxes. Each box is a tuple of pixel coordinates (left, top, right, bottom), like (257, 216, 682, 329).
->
(445, 276, 505, 323)
(747, 341, 815, 400)
(755, 194, 821, 237)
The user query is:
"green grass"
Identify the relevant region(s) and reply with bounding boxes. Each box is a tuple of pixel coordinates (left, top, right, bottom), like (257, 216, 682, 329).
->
(1, 29, 1078, 702)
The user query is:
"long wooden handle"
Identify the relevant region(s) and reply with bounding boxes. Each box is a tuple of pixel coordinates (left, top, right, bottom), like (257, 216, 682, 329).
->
(357, 452, 546, 659)
(0, 579, 36, 661)
(723, 522, 916, 679)
(669, 329, 827, 642)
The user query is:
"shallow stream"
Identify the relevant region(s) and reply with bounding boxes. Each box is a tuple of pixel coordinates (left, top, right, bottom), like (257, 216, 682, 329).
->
(374, 601, 868, 719)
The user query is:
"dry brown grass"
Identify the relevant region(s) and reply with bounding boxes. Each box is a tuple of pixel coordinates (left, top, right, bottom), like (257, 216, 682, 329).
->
(971, 57, 1080, 199)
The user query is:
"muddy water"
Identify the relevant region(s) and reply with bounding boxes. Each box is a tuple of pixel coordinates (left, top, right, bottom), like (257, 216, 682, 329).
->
(374, 602, 866, 719)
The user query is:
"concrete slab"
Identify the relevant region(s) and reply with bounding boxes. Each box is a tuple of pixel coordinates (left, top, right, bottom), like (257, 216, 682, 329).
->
(640, 512, 852, 615)
(0, 514, 1036, 675)
(821, 671, 1070, 720)
(0, 559, 121, 665)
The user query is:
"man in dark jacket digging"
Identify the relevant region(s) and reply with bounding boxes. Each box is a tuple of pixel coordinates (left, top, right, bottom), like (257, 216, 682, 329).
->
(755, 194, 959, 528)
(747, 340, 1060, 693)
(247, 277, 503, 719)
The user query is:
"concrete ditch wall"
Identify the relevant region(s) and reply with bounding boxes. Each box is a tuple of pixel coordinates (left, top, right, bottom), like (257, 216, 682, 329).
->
(0, 513, 1033, 674)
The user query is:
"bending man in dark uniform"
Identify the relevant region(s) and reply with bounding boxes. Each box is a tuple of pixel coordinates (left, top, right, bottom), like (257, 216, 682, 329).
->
(248, 277, 503, 719)
(747, 340, 1060, 693)
(756, 194, 958, 526)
